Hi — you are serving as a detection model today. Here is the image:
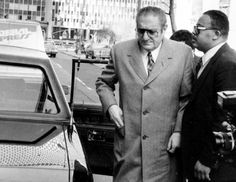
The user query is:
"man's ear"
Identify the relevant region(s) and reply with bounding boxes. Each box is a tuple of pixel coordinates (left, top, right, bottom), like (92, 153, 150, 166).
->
(162, 24, 168, 32)
(212, 30, 221, 40)
(215, 30, 222, 37)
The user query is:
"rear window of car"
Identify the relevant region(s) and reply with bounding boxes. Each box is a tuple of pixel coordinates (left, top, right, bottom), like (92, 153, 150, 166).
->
(0, 64, 58, 114)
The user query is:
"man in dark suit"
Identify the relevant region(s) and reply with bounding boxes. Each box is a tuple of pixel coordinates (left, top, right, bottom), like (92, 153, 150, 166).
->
(182, 10, 236, 182)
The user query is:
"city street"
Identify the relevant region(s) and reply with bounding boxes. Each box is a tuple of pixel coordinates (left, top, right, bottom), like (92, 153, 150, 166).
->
(50, 51, 102, 104)
(2, 0, 236, 181)
(50, 51, 112, 182)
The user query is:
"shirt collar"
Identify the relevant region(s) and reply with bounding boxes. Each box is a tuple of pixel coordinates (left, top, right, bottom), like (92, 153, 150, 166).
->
(141, 41, 162, 62)
(202, 42, 226, 65)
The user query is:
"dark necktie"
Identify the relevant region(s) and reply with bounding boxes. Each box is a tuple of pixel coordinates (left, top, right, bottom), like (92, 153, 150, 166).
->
(195, 58, 202, 79)
(147, 52, 155, 75)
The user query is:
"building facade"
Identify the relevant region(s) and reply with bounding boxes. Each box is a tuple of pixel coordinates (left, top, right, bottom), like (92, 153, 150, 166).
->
(0, 0, 48, 37)
(49, 0, 160, 40)
(0, 0, 232, 42)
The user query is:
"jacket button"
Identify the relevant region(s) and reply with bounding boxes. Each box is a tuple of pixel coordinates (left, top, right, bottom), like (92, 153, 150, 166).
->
(143, 86, 149, 90)
(143, 110, 149, 115)
(142, 135, 148, 140)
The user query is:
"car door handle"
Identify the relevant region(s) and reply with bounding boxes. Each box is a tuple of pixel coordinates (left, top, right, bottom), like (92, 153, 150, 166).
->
(87, 130, 105, 142)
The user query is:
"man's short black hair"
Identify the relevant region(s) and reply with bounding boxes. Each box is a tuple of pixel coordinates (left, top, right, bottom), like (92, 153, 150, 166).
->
(203, 10, 229, 37)
(170, 29, 194, 49)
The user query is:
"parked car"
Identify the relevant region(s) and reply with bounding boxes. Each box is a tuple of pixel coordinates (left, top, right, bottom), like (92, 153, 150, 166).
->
(0, 19, 92, 182)
(85, 44, 111, 60)
(44, 40, 58, 58)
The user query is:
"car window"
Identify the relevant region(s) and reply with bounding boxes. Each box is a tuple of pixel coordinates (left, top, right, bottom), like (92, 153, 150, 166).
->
(71, 59, 119, 106)
(0, 64, 58, 114)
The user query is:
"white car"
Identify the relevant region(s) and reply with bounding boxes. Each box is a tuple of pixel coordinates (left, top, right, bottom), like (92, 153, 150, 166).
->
(0, 19, 92, 182)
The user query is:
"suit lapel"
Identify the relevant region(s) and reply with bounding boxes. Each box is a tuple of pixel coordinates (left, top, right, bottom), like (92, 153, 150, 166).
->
(190, 43, 230, 102)
(145, 38, 173, 85)
(128, 40, 147, 82)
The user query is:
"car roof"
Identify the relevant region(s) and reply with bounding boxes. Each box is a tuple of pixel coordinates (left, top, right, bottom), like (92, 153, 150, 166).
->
(0, 19, 45, 52)
(0, 45, 48, 60)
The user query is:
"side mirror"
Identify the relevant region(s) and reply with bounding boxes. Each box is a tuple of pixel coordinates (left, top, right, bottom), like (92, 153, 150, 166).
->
(62, 84, 70, 95)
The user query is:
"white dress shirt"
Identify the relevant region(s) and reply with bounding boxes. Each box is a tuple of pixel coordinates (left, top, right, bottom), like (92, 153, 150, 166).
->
(197, 42, 226, 78)
(141, 42, 162, 75)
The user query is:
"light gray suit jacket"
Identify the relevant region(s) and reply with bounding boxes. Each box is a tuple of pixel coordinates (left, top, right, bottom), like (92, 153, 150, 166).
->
(96, 38, 193, 182)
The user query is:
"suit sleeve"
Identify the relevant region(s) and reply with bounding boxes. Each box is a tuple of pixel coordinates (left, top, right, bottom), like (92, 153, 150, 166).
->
(174, 48, 193, 132)
(95, 47, 118, 113)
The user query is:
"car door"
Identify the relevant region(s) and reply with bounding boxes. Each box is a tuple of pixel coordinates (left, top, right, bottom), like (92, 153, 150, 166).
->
(0, 53, 91, 182)
(70, 58, 115, 175)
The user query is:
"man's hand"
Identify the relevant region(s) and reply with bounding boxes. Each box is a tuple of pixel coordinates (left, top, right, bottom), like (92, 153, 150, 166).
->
(194, 160, 211, 181)
(108, 105, 125, 137)
(167, 132, 181, 153)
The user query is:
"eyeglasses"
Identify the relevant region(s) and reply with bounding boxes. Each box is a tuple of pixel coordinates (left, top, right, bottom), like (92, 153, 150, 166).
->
(193, 25, 219, 36)
(136, 28, 159, 37)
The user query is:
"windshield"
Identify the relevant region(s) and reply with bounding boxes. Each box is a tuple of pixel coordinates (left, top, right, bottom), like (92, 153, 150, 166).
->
(0, 64, 58, 114)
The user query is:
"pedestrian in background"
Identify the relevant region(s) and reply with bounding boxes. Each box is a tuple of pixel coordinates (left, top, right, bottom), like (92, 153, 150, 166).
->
(181, 10, 236, 182)
(96, 6, 193, 182)
(170, 29, 195, 50)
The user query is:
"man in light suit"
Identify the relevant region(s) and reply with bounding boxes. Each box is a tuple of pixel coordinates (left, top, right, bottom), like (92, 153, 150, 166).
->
(96, 6, 193, 182)
(181, 10, 236, 182)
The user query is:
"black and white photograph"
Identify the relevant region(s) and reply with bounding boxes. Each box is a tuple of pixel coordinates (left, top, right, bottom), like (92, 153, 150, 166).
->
(0, 0, 236, 182)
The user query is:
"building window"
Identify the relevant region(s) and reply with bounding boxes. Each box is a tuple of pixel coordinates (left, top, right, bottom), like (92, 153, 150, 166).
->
(41, 17, 45, 21)
(32, 15, 36, 20)
(18, 15, 22, 20)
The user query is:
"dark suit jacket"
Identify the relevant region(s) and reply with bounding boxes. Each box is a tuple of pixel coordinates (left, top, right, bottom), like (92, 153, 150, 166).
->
(181, 43, 236, 180)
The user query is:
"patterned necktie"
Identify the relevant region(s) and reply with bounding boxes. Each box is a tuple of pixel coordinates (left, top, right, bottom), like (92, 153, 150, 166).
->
(147, 52, 155, 75)
(195, 58, 203, 79)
